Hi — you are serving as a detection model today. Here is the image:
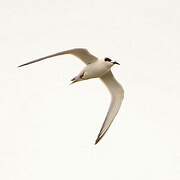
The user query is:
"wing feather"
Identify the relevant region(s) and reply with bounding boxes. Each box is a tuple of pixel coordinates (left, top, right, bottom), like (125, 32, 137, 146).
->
(18, 48, 97, 67)
(95, 71, 124, 144)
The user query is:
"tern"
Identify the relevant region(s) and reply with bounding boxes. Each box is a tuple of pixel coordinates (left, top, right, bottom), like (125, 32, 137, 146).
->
(18, 48, 124, 144)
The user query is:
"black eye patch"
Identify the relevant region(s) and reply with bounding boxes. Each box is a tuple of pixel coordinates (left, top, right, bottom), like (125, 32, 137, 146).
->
(104, 58, 112, 62)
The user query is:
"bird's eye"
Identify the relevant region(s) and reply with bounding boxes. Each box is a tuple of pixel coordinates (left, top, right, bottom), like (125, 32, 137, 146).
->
(104, 58, 112, 62)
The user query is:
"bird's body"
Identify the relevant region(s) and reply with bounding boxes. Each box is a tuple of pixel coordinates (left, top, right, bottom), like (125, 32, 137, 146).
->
(72, 59, 113, 82)
(18, 48, 124, 144)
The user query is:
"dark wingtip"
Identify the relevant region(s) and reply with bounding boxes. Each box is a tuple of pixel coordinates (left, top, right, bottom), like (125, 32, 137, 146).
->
(17, 63, 27, 68)
(94, 140, 98, 145)
(94, 130, 107, 145)
(94, 137, 101, 145)
(17, 63, 29, 68)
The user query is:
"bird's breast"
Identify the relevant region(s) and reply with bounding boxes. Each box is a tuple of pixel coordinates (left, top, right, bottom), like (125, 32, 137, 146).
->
(83, 61, 111, 79)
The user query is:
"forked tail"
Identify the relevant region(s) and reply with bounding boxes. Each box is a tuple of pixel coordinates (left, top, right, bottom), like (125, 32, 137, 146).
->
(70, 72, 84, 85)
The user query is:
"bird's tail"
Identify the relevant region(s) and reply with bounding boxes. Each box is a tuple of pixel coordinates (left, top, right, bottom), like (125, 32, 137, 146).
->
(69, 76, 80, 85)
(70, 72, 84, 85)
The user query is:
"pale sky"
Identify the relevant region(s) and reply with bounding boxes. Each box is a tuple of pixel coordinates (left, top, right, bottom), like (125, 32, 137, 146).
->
(0, 0, 180, 179)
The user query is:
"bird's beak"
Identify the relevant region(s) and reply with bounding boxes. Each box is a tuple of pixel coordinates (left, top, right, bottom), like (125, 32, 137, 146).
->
(113, 61, 120, 65)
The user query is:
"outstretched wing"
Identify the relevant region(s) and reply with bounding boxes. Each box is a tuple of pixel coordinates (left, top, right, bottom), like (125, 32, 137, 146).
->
(95, 71, 124, 144)
(18, 48, 97, 67)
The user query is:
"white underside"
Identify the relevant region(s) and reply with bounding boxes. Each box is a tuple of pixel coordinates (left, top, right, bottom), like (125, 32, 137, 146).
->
(82, 60, 113, 80)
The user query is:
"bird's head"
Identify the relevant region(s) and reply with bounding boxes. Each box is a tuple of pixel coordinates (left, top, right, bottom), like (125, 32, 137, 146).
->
(104, 57, 120, 66)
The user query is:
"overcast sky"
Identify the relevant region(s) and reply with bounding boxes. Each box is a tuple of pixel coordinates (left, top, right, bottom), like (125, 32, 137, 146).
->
(0, 0, 180, 179)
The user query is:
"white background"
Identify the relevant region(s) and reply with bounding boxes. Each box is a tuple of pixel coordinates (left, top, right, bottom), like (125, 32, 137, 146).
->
(0, 0, 180, 179)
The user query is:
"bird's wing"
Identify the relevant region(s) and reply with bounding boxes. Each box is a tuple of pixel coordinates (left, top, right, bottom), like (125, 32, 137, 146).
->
(95, 71, 124, 144)
(18, 48, 98, 67)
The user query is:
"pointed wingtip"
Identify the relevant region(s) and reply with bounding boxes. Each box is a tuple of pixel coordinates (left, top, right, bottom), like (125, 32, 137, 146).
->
(94, 136, 101, 145)
(94, 130, 107, 145)
(17, 63, 27, 68)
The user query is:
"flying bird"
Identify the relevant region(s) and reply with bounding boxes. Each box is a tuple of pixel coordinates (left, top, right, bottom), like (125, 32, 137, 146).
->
(18, 48, 124, 144)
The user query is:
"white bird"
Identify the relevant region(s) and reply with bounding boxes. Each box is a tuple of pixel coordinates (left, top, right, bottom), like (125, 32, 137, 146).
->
(18, 48, 124, 144)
